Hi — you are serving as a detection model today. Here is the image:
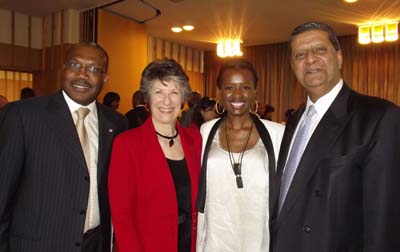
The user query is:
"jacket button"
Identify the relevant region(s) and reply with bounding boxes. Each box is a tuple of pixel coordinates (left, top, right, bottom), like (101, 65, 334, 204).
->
(84, 176, 90, 182)
(302, 225, 311, 233)
(314, 190, 321, 197)
(80, 210, 86, 215)
(75, 242, 81, 247)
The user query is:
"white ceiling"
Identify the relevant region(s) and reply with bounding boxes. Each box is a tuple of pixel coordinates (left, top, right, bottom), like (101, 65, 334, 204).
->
(2, 0, 400, 50)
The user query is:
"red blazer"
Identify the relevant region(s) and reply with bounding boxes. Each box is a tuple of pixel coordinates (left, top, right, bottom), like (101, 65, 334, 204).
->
(108, 117, 201, 252)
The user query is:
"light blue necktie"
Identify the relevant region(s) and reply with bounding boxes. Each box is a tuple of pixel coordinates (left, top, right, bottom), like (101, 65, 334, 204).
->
(278, 105, 316, 213)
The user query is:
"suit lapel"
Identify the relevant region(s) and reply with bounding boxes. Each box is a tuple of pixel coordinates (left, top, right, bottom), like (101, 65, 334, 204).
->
(272, 105, 304, 218)
(277, 105, 305, 178)
(45, 91, 88, 173)
(97, 104, 116, 183)
(277, 85, 353, 224)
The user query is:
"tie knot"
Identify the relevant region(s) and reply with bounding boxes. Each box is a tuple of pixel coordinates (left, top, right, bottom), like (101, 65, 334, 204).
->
(306, 105, 316, 117)
(76, 107, 90, 119)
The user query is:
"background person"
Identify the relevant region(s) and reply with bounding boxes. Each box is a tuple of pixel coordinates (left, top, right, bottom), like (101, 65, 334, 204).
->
(124, 90, 149, 129)
(20, 87, 35, 99)
(196, 59, 284, 252)
(180, 91, 201, 127)
(108, 59, 201, 252)
(192, 96, 218, 127)
(102, 91, 120, 110)
(0, 95, 8, 111)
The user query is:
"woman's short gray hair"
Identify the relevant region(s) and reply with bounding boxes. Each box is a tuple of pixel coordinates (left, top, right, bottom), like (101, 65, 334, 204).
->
(140, 59, 192, 104)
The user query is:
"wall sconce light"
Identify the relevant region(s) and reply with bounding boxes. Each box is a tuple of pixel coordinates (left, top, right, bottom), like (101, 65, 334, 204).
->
(217, 39, 243, 58)
(358, 25, 371, 44)
(385, 22, 399, 42)
(358, 21, 399, 44)
(371, 23, 384, 43)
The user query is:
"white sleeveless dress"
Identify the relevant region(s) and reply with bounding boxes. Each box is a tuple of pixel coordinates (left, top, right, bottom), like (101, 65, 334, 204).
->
(198, 128, 270, 252)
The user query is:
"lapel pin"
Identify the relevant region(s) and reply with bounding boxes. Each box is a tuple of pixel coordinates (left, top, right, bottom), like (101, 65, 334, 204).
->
(109, 129, 113, 133)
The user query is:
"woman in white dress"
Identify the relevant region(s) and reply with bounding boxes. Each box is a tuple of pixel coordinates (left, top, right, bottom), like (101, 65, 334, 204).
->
(196, 59, 284, 252)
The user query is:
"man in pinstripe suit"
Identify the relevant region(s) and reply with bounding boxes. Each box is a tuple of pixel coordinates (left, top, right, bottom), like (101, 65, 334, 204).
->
(0, 43, 127, 252)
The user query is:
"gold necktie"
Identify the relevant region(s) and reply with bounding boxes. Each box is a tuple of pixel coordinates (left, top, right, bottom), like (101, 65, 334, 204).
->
(76, 107, 90, 167)
(75, 107, 92, 232)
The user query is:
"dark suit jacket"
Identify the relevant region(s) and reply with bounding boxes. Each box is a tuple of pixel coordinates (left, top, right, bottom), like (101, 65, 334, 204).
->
(124, 106, 149, 129)
(271, 83, 400, 252)
(0, 91, 128, 252)
(108, 117, 201, 252)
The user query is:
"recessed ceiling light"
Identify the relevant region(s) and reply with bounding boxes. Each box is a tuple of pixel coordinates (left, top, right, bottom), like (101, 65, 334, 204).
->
(344, 0, 358, 3)
(183, 25, 194, 31)
(171, 27, 183, 33)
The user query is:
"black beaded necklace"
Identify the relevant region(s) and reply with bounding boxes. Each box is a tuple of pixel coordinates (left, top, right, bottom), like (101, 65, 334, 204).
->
(156, 128, 179, 147)
(225, 119, 254, 189)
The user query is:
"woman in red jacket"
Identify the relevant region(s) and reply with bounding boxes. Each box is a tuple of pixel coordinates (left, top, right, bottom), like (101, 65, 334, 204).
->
(108, 59, 201, 252)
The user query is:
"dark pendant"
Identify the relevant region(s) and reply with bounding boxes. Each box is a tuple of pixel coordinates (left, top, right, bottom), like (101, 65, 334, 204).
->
(155, 128, 178, 148)
(233, 163, 243, 188)
(236, 176, 243, 188)
(233, 163, 241, 175)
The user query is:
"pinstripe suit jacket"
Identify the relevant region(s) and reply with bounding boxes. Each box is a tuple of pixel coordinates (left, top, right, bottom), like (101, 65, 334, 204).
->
(0, 91, 128, 252)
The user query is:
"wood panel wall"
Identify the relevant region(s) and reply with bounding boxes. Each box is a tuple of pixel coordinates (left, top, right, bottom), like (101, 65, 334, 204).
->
(0, 9, 42, 72)
(0, 8, 80, 98)
(0, 70, 33, 101)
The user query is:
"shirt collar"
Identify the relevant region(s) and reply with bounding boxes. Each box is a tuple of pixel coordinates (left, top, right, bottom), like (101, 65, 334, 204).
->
(306, 79, 343, 117)
(62, 90, 97, 113)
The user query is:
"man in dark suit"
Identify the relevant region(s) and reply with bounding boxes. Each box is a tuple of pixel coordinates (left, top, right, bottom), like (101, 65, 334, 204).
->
(125, 90, 149, 129)
(0, 43, 128, 252)
(270, 22, 400, 251)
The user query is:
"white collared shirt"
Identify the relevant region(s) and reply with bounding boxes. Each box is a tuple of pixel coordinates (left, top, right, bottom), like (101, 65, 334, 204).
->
(284, 79, 343, 169)
(62, 91, 100, 231)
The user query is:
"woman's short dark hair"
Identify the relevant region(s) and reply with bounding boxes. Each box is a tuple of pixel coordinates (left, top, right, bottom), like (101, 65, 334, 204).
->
(216, 58, 258, 89)
(140, 59, 191, 103)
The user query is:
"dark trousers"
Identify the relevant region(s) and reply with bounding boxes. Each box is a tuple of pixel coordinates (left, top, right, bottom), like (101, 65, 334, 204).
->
(82, 226, 102, 252)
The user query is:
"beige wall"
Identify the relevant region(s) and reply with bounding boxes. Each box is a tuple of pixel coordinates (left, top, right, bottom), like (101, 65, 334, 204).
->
(97, 10, 148, 114)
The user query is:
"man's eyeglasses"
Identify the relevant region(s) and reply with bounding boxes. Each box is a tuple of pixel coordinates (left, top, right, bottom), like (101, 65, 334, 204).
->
(65, 62, 106, 75)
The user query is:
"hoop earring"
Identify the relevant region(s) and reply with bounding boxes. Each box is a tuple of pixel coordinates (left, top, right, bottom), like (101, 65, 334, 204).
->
(215, 100, 225, 115)
(250, 100, 258, 114)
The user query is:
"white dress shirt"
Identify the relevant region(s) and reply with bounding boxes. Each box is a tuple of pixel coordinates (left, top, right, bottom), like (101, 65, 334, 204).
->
(283, 79, 343, 172)
(63, 91, 100, 232)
